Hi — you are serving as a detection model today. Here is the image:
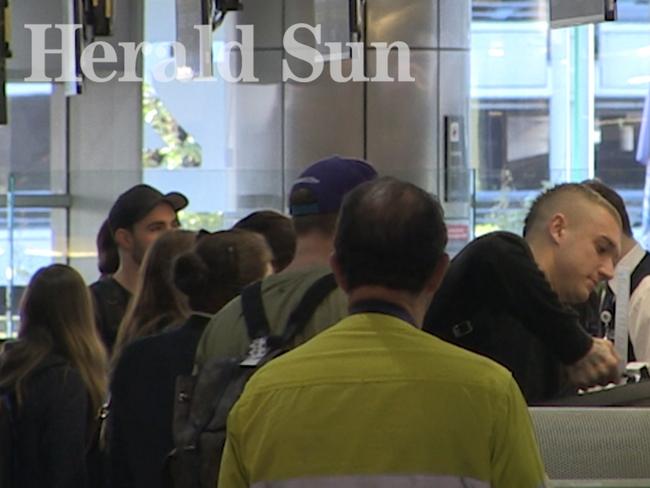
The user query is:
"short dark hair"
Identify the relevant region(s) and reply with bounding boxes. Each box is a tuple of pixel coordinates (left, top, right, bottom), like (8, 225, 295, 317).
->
(581, 179, 633, 237)
(233, 210, 297, 272)
(334, 177, 447, 293)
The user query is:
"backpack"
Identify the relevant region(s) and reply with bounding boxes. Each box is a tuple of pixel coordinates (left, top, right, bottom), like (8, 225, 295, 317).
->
(0, 390, 16, 488)
(163, 273, 337, 488)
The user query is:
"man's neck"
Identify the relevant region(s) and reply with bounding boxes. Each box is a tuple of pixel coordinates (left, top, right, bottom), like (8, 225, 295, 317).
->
(346, 286, 430, 329)
(526, 236, 555, 288)
(283, 233, 334, 272)
(112, 259, 139, 294)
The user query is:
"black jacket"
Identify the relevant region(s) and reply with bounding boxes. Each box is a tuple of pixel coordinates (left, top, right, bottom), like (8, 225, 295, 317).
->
(109, 314, 210, 488)
(2, 352, 93, 488)
(90, 277, 131, 354)
(425, 231, 593, 404)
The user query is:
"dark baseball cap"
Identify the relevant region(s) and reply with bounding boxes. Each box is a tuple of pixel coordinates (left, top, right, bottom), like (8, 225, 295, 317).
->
(108, 184, 189, 232)
(289, 155, 377, 216)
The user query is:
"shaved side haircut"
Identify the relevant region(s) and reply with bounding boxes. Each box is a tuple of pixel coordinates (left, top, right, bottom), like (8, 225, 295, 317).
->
(523, 183, 621, 238)
(581, 179, 633, 238)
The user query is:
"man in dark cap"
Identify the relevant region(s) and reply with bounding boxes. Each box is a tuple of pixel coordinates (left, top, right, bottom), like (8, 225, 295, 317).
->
(90, 184, 189, 352)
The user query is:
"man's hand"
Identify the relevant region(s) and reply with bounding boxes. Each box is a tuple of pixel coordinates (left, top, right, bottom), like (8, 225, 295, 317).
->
(566, 338, 621, 388)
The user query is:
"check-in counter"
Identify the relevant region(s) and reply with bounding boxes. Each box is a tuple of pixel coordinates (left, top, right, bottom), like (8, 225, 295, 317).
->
(530, 406, 650, 487)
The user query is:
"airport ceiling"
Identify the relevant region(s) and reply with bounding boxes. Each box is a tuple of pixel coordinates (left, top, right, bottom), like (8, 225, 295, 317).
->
(472, 0, 650, 22)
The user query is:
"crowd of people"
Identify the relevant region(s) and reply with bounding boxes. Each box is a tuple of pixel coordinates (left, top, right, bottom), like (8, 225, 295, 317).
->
(1, 153, 643, 487)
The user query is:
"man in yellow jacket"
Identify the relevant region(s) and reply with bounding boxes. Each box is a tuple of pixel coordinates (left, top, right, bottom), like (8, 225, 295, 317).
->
(219, 177, 547, 488)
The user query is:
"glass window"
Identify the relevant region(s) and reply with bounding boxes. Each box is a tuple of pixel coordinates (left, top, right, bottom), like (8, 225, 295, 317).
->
(141, 2, 278, 231)
(474, 99, 550, 191)
(0, 208, 67, 338)
(3, 83, 67, 194)
(0, 80, 69, 337)
(471, 0, 650, 239)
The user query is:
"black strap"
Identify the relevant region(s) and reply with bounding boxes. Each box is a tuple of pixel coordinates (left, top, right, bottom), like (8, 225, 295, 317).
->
(241, 273, 337, 348)
(277, 273, 338, 346)
(240, 280, 270, 340)
(184, 274, 337, 447)
(631, 252, 650, 294)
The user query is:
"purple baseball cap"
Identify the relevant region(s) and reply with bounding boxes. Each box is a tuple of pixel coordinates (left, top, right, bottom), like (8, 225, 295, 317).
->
(289, 155, 378, 216)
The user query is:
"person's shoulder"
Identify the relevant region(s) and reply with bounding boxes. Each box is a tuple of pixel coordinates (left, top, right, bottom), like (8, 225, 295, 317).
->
(115, 333, 168, 372)
(459, 231, 531, 269)
(261, 266, 333, 293)
(207, 292, 244, 329)
(242, 320, 517, 404)
(470, 231, 525, 251)
(209, 266, 336, 328)
(28, 355, 84, 395)
(265, 266, 343, 306)
(238, 346, 305, 395)
(198, 267, 343, 363)
(133, 318, 202, 353)
(418, 331, 516, 390)
(88, 277, 104, 299)
(36, 353, 73, 373)
(197, 292, 247, 362)
(89, 275, 113, 291)
(89, 276, 129, 300)
(239, 314, 344, 383)
(269, 267, 347, 331)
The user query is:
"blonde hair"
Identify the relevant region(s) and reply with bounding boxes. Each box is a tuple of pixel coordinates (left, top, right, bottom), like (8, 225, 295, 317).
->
(113, 230, 195, 358)
(0, 264, 108, 419)
(523, 183, 621, 238)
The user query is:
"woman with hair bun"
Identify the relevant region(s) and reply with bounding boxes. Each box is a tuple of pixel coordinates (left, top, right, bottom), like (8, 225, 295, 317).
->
(174, 228, 274, 312)
(109, 229, 272, 488)
(0, 264, 108, 488)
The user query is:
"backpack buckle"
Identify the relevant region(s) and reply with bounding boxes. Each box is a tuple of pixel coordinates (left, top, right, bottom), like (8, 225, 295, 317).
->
(240, 337, 269, 367)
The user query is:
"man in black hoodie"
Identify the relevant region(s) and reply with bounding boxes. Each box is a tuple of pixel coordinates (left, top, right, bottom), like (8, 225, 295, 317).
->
(90, 184, 188, 353)
(425, 183, 622, 404)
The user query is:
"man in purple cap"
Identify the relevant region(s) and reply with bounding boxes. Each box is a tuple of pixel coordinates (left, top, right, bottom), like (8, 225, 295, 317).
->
(194, 155, 377, 367)
(90, 184, 189, 352)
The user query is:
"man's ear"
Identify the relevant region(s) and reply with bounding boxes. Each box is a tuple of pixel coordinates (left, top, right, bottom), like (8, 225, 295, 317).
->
(329, 252, 349, 293)
(113, 228, 133, 251)
(425, 253, 450, 295)
(548, 213, 568, 245)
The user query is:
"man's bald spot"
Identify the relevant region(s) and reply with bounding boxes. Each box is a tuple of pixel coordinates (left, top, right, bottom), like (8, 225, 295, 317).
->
(524, 184, 622, 239)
